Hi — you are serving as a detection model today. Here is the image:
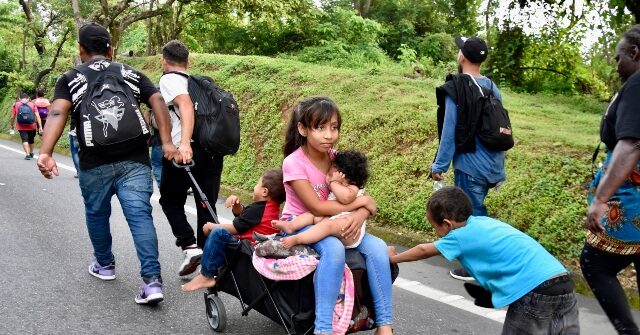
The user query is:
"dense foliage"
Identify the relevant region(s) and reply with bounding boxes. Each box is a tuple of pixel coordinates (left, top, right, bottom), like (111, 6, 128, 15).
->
(0, 0, 634, 261)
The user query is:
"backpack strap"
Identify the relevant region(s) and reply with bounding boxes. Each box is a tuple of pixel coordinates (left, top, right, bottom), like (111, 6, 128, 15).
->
(465, 73, 485, 97)
(162, 71, 189, 79)
(591, 142, 602, 178)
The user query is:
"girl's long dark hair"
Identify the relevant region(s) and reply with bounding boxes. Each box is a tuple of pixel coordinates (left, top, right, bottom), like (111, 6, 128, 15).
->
(283, 96, 342, 157)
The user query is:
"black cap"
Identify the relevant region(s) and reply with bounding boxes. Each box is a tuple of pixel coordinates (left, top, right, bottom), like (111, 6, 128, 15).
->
(455, 36, 488, 64)
(78, 23, 111, 52)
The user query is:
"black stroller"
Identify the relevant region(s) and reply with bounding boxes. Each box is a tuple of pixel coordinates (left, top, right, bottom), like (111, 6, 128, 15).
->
(204, 240, 399, 334)
(173, 161, 399, 334)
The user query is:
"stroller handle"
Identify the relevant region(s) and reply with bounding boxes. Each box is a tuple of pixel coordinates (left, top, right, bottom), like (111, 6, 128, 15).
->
(172, 160, 196, 169)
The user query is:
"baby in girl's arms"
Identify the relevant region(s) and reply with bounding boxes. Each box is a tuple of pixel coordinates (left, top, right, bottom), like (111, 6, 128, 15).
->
(274, 150, 373, 249)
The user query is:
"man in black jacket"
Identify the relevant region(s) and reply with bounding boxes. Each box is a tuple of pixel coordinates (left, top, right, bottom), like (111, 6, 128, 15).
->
(431, 36, 507, 281)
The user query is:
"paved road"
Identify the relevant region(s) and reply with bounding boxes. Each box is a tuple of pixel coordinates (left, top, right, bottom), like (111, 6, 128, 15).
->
(0, 138, 631, 334)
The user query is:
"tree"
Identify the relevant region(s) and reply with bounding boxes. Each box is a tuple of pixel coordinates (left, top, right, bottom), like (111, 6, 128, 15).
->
(18, 0, 64, 56)
(84, 0, 179, 56)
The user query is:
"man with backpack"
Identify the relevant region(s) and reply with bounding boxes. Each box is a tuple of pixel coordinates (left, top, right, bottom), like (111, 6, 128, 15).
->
(36, 23, 180, 305)
(34, 89, 51, 130)
(158, 40, 236, 277)
(431, 36, 512, 281)
(10, 93, 43, 160)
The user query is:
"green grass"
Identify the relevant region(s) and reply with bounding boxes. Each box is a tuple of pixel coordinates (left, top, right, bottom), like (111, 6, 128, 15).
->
(1, 53, 607, 261)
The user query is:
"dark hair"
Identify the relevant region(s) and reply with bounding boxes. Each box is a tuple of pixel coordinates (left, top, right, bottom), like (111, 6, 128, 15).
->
(333, 150, 369, 188)
(427, 186, 472, 225)
(623, 24, 640, 49)
(283, 96, 342, 157)
(20, 92, 28, 99)
(261, 168, 285, 204)
(36, 89, 44, 98)
(162, 40, 189, 66)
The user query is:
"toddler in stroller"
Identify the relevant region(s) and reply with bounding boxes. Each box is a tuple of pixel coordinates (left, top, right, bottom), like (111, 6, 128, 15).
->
(181, 168, 286, 292)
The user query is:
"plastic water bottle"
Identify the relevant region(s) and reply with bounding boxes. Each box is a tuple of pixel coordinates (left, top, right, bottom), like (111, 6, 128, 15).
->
(434, 180, 445, 191)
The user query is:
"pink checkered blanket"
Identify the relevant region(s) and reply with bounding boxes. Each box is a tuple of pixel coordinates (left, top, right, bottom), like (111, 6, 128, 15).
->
(252, 253, 355, 335)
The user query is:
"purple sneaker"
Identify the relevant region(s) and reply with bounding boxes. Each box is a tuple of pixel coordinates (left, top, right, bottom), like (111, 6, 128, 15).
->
(88, 259, 115, 280)
(135, 276, 164, 305)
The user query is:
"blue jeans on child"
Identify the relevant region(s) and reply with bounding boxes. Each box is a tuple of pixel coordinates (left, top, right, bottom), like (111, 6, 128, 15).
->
(200, 228, 238, 278)
(78, 161, 161, 278)
(502, 291, 579, 335)
(308, 227, 393, 333)
(454, 169, 495, 216)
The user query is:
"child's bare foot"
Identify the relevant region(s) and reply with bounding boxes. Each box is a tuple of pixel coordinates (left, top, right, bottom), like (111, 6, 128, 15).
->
(181, 274, 216, 292)
(272, 220, 296, 234)
(280, 236, 300, 249)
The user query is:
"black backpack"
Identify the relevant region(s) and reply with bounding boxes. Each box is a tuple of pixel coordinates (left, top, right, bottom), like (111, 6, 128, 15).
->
(164, 72, 240, 156)
(16, 102, 35, 125)
(75, 62, 149, 149)
(468, 75, 514, 152)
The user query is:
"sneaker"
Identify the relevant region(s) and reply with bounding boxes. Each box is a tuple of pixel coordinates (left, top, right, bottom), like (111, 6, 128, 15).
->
(29, 152, 34, 158)
(88, 259, 116, 280)
(24, 155, 30, 160)
(135, 276, 164, 305)
(449, 267, 474, 281)
(178, 247, 202, 276)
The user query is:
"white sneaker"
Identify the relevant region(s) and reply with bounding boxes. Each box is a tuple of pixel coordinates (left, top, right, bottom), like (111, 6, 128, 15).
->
(178, 247, 202, 276)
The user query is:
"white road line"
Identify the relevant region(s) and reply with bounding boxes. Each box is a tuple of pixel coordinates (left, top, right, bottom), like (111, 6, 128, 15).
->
(394, 277, 506, 323)
(0, 144, 77, 172)
(1, 141, 502, 323)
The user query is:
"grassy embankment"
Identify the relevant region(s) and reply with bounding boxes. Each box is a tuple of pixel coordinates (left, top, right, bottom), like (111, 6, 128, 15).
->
(3, 53, 625, 301)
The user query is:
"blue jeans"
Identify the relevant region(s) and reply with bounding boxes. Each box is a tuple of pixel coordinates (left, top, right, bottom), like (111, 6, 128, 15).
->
(78, 161, 160, 278)
(200, 228, 238, 278)
(502, 291, 579, 335)
(69, 133, 80, 173)
(454, 169, 493, 216)
(150, 144, 162, 186)
(308, 228, 393, 333)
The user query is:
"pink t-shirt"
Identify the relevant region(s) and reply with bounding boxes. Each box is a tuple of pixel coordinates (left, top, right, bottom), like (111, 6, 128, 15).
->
(281, 147, 332, 219)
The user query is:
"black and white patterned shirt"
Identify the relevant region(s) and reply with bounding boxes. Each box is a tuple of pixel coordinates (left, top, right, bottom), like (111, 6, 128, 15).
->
(54, 59, 159, 170)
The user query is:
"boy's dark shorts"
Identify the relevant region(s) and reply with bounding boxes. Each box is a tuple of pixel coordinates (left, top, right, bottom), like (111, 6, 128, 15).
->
(18, 130, 36, 144)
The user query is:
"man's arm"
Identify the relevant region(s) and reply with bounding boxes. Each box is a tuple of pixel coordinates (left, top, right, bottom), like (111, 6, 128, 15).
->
(388, 243, 441, 264)
(33, 105, 43, 133)
(36, 99, 72, 178)
(586, 139, 640, 233)
(172, 94, 195, 163)
(147, 93, 179, 162)
(9, 104, 15, 129)
(431, 96, 457, 180)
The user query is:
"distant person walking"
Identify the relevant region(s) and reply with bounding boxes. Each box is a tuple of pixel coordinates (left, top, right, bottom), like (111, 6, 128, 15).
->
(158, 40, 225, 277)
(10, 93, 43, 160)
(68, 124, 80, 178)
(36, 22, 179, 305)
(34, 89, 51, 130)
(581, 24, 640, 334)
(431, 36, 510, 281)
(148, 108, 163, 186)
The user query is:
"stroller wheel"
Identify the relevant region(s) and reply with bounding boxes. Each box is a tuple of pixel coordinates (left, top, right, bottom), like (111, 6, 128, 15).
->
(205, 293, 227, 332)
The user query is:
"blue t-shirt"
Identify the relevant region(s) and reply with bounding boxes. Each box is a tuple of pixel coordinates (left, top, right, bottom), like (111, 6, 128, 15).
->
(434, 216, 566, 308)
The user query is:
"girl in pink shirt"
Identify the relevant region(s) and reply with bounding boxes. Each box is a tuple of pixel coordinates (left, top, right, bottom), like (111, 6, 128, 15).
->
(276, 96, 393, 335)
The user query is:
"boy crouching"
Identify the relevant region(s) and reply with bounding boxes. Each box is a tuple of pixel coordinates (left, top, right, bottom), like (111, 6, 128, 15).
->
(388, 186, 579, 335)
